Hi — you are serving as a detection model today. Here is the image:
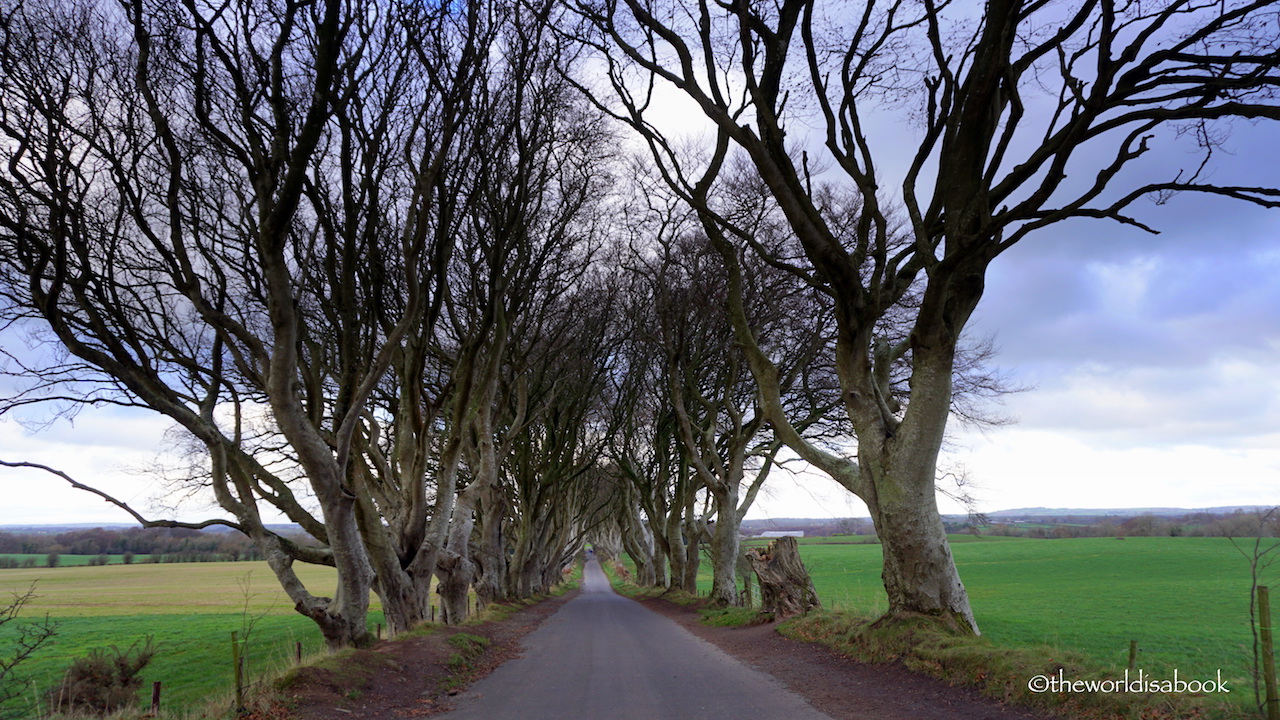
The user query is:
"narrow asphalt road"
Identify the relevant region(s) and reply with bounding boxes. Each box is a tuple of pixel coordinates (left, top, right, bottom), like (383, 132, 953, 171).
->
(439, 557, 837, 720)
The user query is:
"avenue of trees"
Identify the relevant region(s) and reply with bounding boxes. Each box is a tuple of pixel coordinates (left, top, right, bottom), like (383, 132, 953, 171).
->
(0, 0, 1276, 647)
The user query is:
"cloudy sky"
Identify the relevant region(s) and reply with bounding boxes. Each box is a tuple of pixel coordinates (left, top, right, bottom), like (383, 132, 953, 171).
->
(1, 36, 1278, 527)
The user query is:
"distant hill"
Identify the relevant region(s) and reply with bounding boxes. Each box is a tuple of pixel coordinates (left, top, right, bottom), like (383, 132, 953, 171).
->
(983, 506, 1271, 519)
(740, 505, 1276, 536)
(0, 523, 140, 534)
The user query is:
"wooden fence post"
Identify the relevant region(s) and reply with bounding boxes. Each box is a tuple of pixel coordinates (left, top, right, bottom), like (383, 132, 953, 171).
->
(1260, 586, 1279, 720)
(295, 641, 303, 665)
(1128, 640, 1138, 673)
(231, 631, 244, 712)
(151, 681, 161, 714)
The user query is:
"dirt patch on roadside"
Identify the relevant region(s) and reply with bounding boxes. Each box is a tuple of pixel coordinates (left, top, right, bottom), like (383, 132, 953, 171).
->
(636, 596, 1058, 720)
(272, 590, 577, 720)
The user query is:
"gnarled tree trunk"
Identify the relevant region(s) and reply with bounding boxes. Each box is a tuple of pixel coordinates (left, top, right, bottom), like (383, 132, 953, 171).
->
(708, 484, 741, 606)
(436, 481, 481, 624)
(746, 537, 820, 620)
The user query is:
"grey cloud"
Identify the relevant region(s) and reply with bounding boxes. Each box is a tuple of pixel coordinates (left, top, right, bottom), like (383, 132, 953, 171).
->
(997, 356, 1280, 450)
(974, 212, 1280, 370)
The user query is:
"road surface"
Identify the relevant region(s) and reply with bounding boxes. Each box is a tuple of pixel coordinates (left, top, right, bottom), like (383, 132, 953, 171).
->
(439, 558, 836, 720)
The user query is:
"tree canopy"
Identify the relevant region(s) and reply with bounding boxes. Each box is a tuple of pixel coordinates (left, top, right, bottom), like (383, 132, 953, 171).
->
(1, 0, 1276, 644)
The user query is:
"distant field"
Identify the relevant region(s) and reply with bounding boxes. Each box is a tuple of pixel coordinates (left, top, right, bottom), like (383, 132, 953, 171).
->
(743, 533, 1026, 546)
(0, 553, 153, 566)
(743, 534, 876, 546)
(0, 562, 387, 716)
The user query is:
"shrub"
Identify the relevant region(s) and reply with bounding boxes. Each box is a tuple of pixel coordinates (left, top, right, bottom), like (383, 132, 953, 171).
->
(47, 639, 156, 716)
(44, 553, 59, 568)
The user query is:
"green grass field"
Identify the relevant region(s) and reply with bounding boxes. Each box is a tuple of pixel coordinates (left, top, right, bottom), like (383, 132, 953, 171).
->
(673, 535, 1261, 709)
(796, 537, 1253, 677)
(0, 562, 387, 717)
(742, 533, 1027, 547)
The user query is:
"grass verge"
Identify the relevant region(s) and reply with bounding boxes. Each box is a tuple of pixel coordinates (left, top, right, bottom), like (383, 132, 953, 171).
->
(779, 609, 1242, 719)
(264, 566, 582, 718)
(440, 633, 492, 693)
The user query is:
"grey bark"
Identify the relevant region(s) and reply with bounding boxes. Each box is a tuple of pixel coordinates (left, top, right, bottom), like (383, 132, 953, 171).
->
(747, 537, 820, 620)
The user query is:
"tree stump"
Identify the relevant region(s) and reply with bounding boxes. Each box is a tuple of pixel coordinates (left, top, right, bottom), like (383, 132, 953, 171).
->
(746, 537, 820, 620)
(736, 551, 755, 607)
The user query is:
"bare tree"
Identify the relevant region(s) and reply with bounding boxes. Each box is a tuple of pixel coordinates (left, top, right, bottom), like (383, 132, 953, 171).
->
(602, 327, 691, 589)
(1230, 508, 1280, 715)
(0, 0, 617, 637)
(500, 277, 624, 598)
(423, 5, 613, 622)
(651, 233, 773, 605)
(0, 584, 57, 719)
(572, 0, 1280, 632)
(0, 0, 387, 649)
(611, 182, 843, 604)
(0, 0, 608, 643)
